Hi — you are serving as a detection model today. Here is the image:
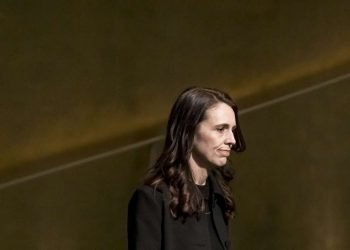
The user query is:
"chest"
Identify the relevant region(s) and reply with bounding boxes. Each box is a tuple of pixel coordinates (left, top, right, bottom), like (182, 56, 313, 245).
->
(161, 200, 229, 250)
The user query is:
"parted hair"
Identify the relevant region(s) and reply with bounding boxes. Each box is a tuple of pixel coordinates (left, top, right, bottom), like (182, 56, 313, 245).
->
(145, 87, 245, 220)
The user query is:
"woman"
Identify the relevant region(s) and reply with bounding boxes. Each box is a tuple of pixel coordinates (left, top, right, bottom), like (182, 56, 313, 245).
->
(128, 87, 245, 250)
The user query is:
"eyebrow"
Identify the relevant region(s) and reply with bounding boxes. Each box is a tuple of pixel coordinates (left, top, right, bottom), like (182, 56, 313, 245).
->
(216, 123, 237, 129)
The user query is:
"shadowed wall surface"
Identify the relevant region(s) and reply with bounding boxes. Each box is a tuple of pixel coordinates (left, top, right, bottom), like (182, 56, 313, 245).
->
(1, 1, 350, 249)
(231, 80, 350, 250)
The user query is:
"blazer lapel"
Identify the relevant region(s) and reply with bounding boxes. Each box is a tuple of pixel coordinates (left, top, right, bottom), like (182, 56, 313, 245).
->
(209, 173, 229, 250)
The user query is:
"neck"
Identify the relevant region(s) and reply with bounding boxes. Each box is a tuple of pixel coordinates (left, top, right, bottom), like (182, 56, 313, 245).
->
(188, 154, 208, 185)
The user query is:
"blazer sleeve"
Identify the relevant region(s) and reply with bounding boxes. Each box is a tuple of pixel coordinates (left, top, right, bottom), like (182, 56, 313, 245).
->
(128, 185, 163, 250)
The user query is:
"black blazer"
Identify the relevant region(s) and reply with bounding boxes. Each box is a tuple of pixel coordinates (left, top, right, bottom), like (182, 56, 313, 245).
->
(128, 173, 231, 250)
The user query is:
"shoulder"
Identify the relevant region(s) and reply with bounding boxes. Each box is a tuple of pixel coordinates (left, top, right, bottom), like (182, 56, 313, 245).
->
(128, 184, 166, 209)
(134, 184, 162, 197)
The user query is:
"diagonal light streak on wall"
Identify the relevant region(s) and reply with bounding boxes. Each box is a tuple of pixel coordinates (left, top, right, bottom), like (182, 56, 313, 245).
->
(0, 72, 349, 190)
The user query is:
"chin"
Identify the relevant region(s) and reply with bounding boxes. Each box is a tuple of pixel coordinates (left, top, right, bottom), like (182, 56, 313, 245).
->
(213, 159, 227, 167)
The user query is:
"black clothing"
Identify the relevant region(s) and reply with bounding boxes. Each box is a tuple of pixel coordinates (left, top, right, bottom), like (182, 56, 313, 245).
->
(128, 172, 231, 250)
(197, 182, 224, 250)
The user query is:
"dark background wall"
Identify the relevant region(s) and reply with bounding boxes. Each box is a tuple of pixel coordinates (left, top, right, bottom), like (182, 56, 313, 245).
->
(1, 1, 350, 249)
(2, 0, 350, 171)
(232, 80, 350, 250)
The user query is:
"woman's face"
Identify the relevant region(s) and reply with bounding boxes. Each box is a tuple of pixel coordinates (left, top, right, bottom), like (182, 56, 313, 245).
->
(191, 102, 236, 168)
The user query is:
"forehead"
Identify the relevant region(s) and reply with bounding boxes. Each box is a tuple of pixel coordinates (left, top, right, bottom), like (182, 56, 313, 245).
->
(203, 102, 236, 125)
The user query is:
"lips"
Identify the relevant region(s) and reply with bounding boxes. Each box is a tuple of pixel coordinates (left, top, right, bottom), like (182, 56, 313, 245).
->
(218, 149, 231, 157)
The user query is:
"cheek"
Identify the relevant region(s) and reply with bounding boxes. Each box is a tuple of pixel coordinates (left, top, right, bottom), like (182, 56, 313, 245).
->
(194, 134, 218, 153)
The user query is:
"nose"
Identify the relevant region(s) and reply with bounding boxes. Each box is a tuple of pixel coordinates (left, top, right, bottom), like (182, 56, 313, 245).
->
(225, 130, 236, 148)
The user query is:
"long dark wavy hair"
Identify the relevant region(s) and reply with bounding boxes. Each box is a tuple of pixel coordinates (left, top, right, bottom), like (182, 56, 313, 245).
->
(145, 87, 245, 220)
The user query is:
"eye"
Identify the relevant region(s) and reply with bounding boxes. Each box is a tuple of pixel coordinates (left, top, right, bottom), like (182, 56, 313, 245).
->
(216, 127, 225, 132)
